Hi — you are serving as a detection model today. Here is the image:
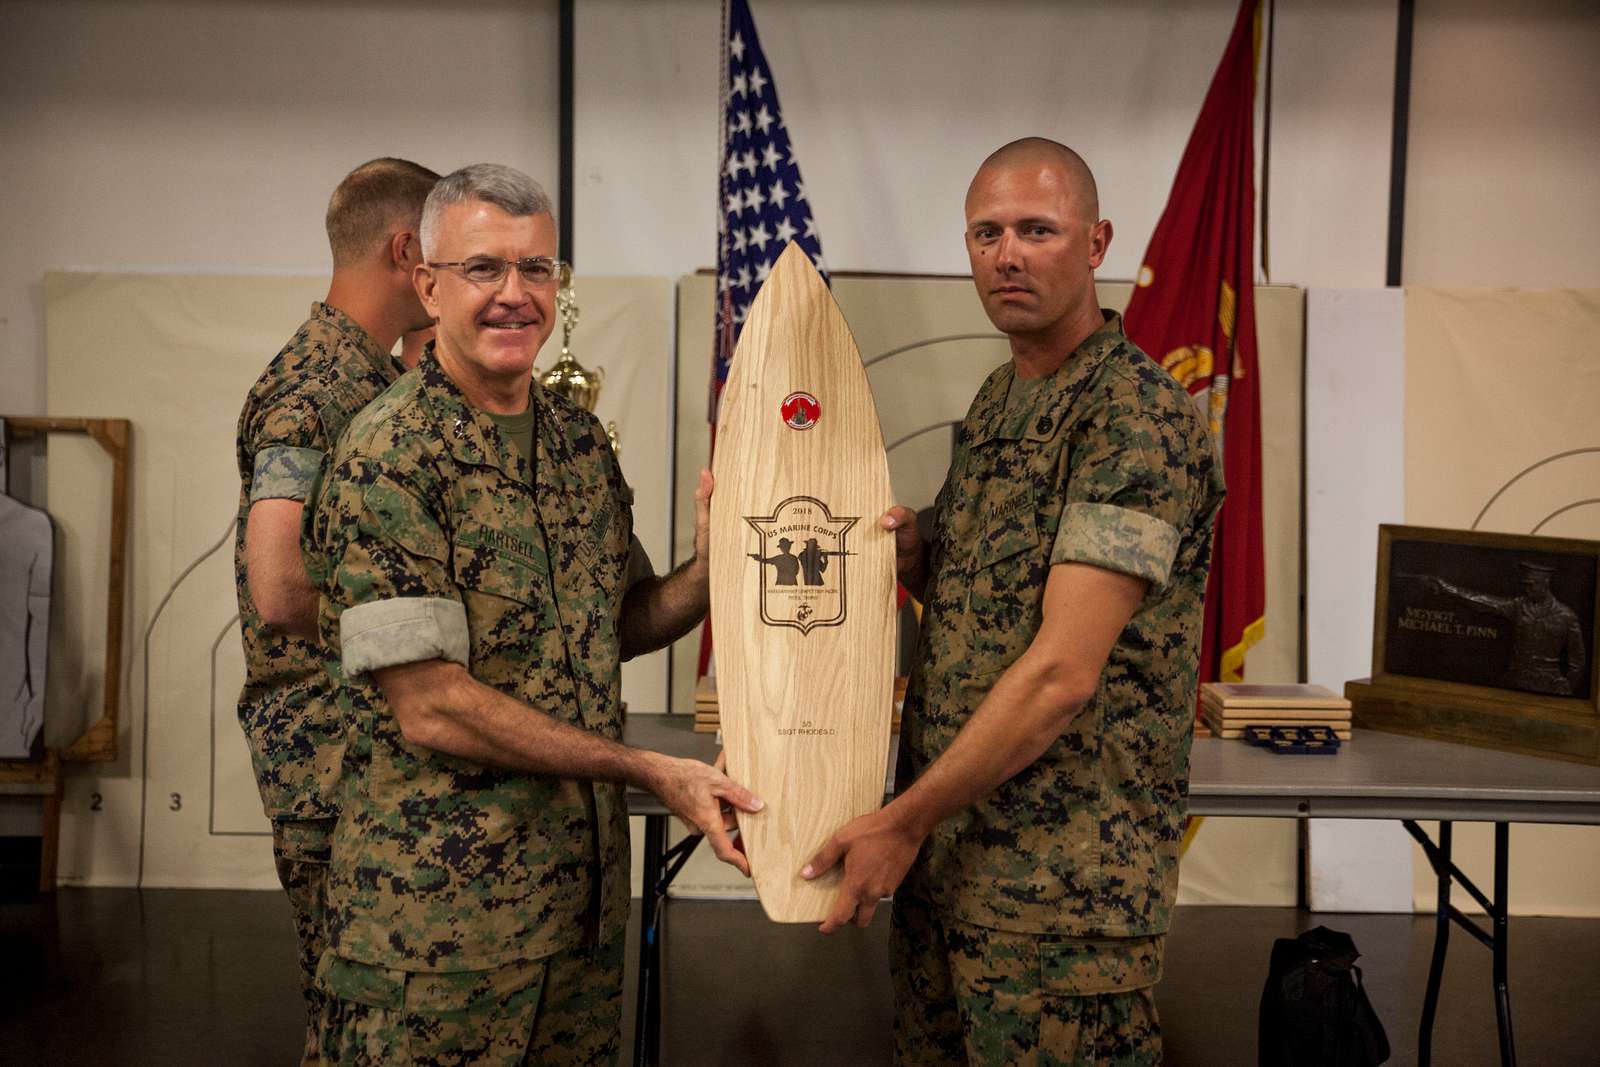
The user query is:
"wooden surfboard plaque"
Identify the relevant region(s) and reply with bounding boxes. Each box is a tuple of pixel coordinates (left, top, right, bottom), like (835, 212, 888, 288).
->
(710, 242, 897, 922)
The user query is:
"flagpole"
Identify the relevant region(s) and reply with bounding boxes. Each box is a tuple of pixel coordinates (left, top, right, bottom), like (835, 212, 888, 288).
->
(698, 0, 735, 686)
(717, 0, 731, 263)
(1260, 0, 1273, 283)
(1386, 0, 1415, 287)
(558, 0, 575, 265)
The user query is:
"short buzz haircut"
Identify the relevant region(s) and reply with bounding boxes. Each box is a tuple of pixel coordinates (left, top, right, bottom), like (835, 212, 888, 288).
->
(977, 137, 1100, 222)
(419, 163, 555, 260)
(324, 158, 440, 268)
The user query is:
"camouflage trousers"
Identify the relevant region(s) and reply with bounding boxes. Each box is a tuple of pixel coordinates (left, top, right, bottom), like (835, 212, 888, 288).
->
(890, 892, 1163, 1066)
(273, 816, 337, 1067)
(315, 931, 625, 1066)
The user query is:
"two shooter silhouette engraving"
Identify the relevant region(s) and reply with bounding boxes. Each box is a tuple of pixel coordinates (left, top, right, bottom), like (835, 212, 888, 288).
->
(750, 537, 835, 586)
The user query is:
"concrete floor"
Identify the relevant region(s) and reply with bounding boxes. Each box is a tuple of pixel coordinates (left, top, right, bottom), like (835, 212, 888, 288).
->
(2, 889, 1596, 1065)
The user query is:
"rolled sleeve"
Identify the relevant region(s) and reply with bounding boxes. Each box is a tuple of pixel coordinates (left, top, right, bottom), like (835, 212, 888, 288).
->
(1052, 502, 1180, 588)
(250, 445, 324, 502)
(313, 453, 463, 674)
(1051, 394, 1197, 590)
(340, 597, 469, 676)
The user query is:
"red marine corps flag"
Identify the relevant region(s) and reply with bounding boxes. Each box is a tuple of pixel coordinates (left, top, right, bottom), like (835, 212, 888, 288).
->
(1123, 0, 1266, 692)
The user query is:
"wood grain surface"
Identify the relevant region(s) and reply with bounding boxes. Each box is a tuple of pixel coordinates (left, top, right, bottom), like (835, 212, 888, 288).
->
(1201, 683, 1350, 709)
(710, 243, 896, 922)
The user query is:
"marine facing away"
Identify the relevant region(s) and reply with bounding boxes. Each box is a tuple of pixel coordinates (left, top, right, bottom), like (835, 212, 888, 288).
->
(232, 155, 439, 1065)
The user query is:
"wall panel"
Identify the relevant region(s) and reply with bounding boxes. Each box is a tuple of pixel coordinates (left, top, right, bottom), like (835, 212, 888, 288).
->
(44, 270, 671, 888)
(1, 0, 560, 416)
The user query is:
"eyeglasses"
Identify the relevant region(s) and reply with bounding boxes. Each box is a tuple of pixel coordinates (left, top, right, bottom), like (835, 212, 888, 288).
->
(427, 256, 567, 286)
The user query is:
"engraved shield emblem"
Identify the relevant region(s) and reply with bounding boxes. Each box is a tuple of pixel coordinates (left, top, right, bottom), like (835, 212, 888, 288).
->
(745, 496, 858, 634)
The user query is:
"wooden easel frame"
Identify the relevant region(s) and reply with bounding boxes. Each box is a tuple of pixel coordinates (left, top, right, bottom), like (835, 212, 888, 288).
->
(0, 417, 128, 891)
(0, 750, 62, 891)
(0, 416, 130, 762)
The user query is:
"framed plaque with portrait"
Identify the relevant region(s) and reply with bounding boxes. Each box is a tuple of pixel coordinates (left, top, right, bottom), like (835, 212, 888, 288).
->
(1347, 525, 1600, 766)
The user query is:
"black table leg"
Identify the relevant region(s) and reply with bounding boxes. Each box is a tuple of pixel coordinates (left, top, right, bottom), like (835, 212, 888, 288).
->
(633, 814, 666, 1067)
(1403, 818, 1518, 1067)
(1417, 819, 1452, 1067)
(1492, 822, 1516, 1067)
(632, 816, 706, 1067)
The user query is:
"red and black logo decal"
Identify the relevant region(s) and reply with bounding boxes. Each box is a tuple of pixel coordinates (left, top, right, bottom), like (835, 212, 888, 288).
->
(781, 391, 820, 430)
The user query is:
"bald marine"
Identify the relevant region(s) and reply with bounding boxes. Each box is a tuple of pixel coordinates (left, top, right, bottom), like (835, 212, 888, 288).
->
(962, 137, 1113, 366)
(970, 136, 1100, 223)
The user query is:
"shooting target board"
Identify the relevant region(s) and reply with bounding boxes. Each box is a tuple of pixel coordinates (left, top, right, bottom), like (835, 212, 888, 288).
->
(709, 242, 897, 922)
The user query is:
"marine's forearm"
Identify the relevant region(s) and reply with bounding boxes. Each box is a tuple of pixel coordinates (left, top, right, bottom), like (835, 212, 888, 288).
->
(888, 647, 1092, 840)
(618, 556, 710, 659)
(376, 659, 663, 788)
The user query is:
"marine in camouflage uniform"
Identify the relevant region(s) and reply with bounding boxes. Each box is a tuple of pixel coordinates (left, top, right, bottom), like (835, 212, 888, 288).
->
(307, 163, 756, 1066)
(235, 300, 406, 1057)
(802, 139, 1223, 1066)
(893, 313, 1222, 1066)
(236, 156, 439, 1064)
(309, 354, 637, 1064)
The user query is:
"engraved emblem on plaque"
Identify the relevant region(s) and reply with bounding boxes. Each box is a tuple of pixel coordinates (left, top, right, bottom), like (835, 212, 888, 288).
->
(744, 495, 857, 634)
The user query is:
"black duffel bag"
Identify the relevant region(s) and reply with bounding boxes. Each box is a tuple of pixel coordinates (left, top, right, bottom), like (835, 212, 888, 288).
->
(1259, 925, 1391, 1066)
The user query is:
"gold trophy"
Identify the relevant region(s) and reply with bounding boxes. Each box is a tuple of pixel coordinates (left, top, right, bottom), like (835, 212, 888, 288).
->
(538, 265, 620, 456)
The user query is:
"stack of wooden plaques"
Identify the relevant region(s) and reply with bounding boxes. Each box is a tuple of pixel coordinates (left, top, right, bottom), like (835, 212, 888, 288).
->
(693, 675, 721, 733)
(1199, 683, 1353, 740)
(694, 675, 907, 735)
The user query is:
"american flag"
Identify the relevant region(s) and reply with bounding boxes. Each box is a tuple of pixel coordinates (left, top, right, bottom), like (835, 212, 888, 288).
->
(701, 0, 829, 682)
(712, 0, 828, 422)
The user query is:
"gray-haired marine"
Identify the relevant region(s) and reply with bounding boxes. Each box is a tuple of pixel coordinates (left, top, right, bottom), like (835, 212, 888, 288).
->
(307, 163, 762, 1064)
